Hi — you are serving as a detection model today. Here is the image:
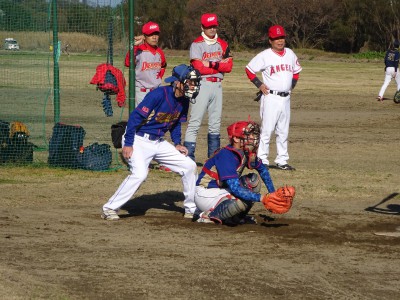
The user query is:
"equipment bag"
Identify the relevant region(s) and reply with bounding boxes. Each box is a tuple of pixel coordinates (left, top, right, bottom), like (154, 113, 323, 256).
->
(78, 143, 112, 171)
(0, 120, 34, 164)
(0, 120, 10, 142)
(48, 123, 85, 168)
(111, 121, 127, 149)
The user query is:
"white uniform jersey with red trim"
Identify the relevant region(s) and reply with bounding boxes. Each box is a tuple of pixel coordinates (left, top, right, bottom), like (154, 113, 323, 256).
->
(246, 48, 302, 92)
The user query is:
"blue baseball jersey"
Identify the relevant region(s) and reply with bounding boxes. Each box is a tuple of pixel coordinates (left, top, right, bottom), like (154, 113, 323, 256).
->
(124, 85, 189, 147)
(196, 145, 275, 202)
(384, 49, 400, 70)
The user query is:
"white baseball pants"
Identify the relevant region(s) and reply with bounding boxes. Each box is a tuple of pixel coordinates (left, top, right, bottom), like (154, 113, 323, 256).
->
(194, 186, 231, 213)
(257, 93, 291, 166)
(103, 134, 198, 214)
(378, 67, 400, 98)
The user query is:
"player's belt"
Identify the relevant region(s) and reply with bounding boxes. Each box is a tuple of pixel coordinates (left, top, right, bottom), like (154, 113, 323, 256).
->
(203, 77, 222, 82)
(269, 90, 290, 97)
(139, 88, 154, 92)
(136, 131, 161, 141)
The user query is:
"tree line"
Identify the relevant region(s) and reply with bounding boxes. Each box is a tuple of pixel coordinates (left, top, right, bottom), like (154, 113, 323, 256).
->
(1, 0, 400, 53)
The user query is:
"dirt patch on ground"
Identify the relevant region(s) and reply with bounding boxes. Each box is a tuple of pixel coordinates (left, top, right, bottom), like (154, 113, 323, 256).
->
(1, 59, 400, 299)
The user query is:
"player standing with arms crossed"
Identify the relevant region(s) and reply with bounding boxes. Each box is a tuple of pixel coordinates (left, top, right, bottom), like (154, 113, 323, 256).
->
(184, 13, 233, 163)
(245, 25, 302, 171)
(377, 40, 400, 102)
(125, 21, 167, 106)
(101, 64, 201, 220)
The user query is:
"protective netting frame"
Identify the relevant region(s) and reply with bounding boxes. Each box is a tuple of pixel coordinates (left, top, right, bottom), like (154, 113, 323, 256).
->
(0, 0, 129, 169)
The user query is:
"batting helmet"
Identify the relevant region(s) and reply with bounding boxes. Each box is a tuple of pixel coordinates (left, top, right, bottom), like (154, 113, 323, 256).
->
(164, 64, 201, 103)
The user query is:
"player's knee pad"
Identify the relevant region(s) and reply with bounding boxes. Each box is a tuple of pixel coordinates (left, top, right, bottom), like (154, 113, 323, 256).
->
(208, 196, 250, 224)
(239, 173, 261, 193)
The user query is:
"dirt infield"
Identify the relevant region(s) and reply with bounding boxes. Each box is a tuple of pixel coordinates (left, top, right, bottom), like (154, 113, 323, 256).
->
(1, 57, 400, 299)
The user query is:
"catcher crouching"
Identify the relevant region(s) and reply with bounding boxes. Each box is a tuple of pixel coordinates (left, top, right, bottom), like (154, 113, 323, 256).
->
(194, 120, 295, 225)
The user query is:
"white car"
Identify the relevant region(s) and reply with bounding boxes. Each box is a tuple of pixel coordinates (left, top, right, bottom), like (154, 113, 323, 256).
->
(4, 38, 20, 50)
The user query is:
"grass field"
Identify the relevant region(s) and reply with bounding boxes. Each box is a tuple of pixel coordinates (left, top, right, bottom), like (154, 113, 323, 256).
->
(1, 50, 399, 299)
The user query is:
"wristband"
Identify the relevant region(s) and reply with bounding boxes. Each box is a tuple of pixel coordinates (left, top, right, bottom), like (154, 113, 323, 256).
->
(251, 77, 263, 88)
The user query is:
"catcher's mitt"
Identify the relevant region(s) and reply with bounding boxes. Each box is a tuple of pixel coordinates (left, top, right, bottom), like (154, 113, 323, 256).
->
(394, 90, 400, 104)
(261, 186, 295, 214)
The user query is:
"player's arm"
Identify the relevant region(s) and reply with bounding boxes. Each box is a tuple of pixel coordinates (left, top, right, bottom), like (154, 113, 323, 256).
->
(124, 92, 160, 147)
(191, 59, 219, 75)
(170, 121, 182, 146)
(245, 67, 268, 94)
(209, 43, 233, 73)
(292, 73, 300, 90)
(207, 45, 233, 73)
(209, 57, 233, 73)
(225, 178, 262, 202)
(124, 45, 141, 67)
(255, 163, 275, 193)
(123, 110, 144, 147)
(157, 50, 167, 79)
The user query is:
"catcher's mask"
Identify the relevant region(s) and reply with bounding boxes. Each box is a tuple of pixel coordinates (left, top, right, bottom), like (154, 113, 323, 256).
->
(227, 120, 260, 154)
(165, 64, 201, 103)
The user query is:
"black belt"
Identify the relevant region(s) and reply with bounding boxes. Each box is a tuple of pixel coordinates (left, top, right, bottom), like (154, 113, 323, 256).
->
(136, 131, 161, 141)
(270, 90, 290, 97)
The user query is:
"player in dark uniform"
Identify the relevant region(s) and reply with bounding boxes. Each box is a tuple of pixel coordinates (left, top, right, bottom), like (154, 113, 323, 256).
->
(102, 65, 201, 220)
(377, 40, 400, 102)
(194, 120, 276, 225)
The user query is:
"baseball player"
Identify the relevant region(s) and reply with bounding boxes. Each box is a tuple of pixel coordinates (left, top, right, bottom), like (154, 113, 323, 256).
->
(183, 13, 233, 163)
(125, 21, 167, 106)
(377, 40, 400, 102)
(101, 64, 201, 220)
(194, 120, 276, 225)
(245, 25, 302, 171)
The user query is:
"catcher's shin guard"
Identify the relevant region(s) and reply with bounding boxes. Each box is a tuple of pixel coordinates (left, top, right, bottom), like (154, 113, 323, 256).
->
(208, 196, 249, 224)
(183, 141, 196, 161)
(207, 133, 220, 158)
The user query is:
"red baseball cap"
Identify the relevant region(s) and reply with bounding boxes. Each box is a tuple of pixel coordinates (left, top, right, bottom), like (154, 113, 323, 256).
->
(142, 22, 160, 35)
(201, 13, 218, 27)
(268, 25, 286, 39)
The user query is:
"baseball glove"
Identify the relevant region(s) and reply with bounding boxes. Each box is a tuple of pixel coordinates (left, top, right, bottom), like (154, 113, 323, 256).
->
(394, 90, 400, 104)
(261, 186, 295, 214)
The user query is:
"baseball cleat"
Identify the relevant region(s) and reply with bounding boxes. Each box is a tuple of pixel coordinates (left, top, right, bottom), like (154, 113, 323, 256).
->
(276, 163, 296, 171)
(196, 216, 214, 223)
(184, 212, 194, 219)
(101, 209, 120, 220)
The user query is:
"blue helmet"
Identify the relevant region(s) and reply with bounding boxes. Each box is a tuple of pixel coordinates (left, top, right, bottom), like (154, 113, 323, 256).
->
(165, 64, 201, 103)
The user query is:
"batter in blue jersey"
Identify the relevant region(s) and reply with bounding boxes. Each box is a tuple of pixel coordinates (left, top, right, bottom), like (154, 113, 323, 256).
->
(101, 64, 202, 220)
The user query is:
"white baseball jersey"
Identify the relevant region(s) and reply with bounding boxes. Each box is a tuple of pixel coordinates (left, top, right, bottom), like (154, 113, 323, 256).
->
(246, 47, 302, 166)
(246, 48, 302, 92)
